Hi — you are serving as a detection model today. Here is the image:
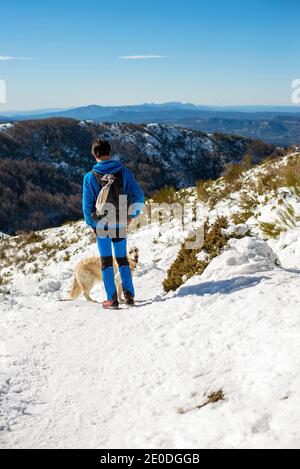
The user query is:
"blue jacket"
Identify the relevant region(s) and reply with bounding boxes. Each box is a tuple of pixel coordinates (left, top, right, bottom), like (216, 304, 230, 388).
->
(82, 160, 145, 228)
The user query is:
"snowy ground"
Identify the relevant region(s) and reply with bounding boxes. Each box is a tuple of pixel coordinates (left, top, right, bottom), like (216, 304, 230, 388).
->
(1, 214, 300, 449)
(1, 153, 300, 449)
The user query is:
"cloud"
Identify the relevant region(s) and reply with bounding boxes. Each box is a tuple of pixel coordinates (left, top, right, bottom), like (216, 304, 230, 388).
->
(0, 55, 32, 61)
(119, 55, 168, 60)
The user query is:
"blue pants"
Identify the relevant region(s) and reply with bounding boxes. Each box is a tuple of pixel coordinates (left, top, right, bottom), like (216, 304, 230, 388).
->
(97, 237, 135, 301)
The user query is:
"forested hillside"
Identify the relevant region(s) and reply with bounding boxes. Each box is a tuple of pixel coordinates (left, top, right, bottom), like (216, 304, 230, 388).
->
(0, 119, 281, 233)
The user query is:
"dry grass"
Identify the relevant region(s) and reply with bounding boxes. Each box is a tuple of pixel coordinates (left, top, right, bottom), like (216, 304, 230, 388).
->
(196, 180, 212, 204)
(259, 221, 282, 239)
(231, 211, 252, 225)
(0, 272, 12, 294)
(200, 154, 300, 228)
(0, 223, 94, 273)
(177, 389, 225, 414)
(260, 202, 300, 239)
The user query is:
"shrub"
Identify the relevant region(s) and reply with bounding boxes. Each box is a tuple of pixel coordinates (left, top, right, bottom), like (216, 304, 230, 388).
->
(222, 162, 244, 187)
(241, 154, 254, 170)
(231, 192, 259, 224)
(239, 193, 259, 212)
(163, 216, 229, 292)
(231, 211, 252, 225)
(196, 180, 211, 203)
(151, 186, 190, 205)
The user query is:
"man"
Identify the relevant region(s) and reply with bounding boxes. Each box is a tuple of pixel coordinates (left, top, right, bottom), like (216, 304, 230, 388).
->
(82, 139, 144, 310)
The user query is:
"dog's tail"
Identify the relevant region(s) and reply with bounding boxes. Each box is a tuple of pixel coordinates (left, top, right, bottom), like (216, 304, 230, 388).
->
(70, 275, 81, 300)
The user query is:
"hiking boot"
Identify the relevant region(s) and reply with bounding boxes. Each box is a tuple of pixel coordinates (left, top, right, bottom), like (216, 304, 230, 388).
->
(124, 296, 135, 307)
(102, 300, 119, 310)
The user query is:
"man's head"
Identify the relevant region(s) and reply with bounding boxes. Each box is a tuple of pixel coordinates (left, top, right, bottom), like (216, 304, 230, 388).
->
(92, 139, 112, 161)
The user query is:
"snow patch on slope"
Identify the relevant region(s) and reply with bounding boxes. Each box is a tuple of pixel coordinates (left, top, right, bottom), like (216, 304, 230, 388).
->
(0, 123, 13, 132)
(202, 237, 280, 281)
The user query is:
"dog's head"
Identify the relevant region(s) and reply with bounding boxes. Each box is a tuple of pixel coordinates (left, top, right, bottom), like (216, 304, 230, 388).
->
(128, 246, 139, 266)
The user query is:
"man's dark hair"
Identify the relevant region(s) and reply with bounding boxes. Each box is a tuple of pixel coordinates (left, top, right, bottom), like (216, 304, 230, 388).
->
(92, 139, 112, 159)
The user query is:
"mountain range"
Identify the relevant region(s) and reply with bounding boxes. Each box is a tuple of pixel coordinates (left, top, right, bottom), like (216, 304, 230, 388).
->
(1, 102, 300, 146)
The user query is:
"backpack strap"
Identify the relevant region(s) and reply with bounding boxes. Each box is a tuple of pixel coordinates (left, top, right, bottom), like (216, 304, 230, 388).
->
(92, 171, 105, 187)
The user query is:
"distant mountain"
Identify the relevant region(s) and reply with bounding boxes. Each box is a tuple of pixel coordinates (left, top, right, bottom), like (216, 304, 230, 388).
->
(2, 102, 300, 119)
(1, 103, 300, 145)
(176, 115, 300, 146)
(0, 118, 281, 233)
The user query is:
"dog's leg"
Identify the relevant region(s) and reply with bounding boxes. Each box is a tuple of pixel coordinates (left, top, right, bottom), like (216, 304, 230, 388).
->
(83, 282, 97, 303)
(79, 271, 97, 303)
(115, 272, 125, 303)
(84, 292, 96, 303)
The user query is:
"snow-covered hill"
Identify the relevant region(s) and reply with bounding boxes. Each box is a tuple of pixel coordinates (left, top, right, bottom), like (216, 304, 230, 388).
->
(1, 152, 300, 449)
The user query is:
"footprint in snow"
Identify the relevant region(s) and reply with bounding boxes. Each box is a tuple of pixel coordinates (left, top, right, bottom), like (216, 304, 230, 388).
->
(251, 414, 271, 434)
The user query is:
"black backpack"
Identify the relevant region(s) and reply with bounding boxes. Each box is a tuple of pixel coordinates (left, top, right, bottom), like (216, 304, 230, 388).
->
(92, 170, 124, 223)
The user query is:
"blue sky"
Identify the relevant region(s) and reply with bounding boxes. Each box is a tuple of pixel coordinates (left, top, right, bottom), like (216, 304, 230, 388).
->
(0, 0, 299, 110)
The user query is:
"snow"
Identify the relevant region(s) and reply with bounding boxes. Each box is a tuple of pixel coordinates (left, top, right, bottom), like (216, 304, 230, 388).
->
(0, 123, 13, 132)
(1, 219, 300, 449)
(53, 161, 69, 170)
(200, 236, 280, 280)
(270, 227, 300, 269)
(78, 120, 93, 127)
(221, 223, 251, 239)
(1, 154, 300, 449)
(196, 251, 210, 262)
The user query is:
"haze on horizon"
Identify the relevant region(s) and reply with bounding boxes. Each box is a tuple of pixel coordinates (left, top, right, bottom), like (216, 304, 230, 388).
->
(0, 0, 300, 111)
(2, 102, 300, 117)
